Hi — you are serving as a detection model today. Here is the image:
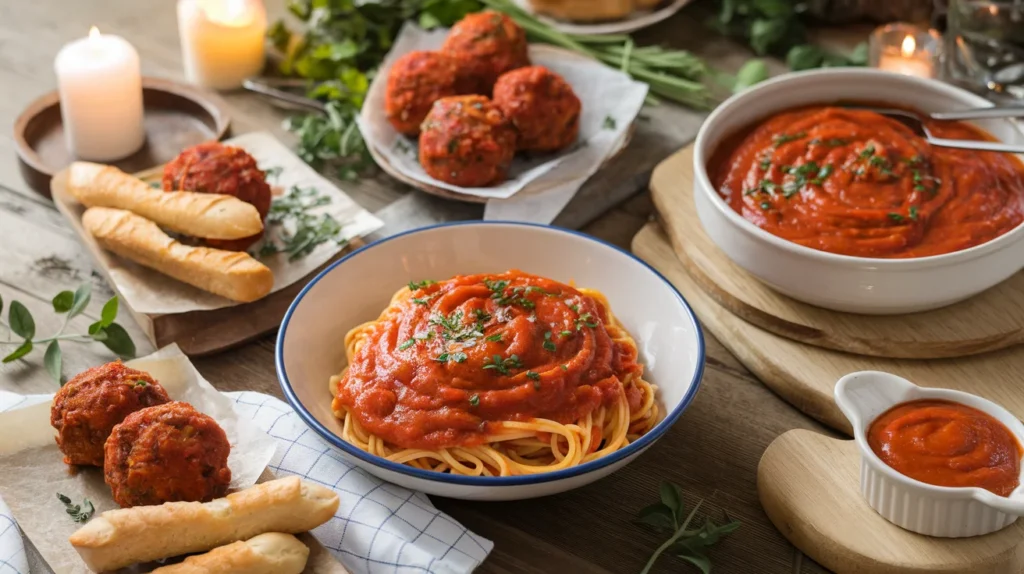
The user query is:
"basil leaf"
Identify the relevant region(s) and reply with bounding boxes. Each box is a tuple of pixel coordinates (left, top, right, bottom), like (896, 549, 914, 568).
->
(635, 503, 675, 531)
(69, 283, 92, 319)
(786, 44, 824, 71)
(733, 59, 769, 93)
(2, 340, 32, 363)
(44, 340, 62, 384)
(99, 323, 135, 359)
(99, 297, 118, 328)
(8, 301, 35, 340)
(660, 482, 683, 523)
(749, 19, 787, 55)
(52, 291, 74, 313)
(848, 41, 869, 66)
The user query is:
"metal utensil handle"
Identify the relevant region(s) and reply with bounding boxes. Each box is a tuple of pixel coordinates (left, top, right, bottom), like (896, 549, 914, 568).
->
(241, 78, 326, 113)
(931, 107, 1024, 121)
(928, 137, 1024, 153)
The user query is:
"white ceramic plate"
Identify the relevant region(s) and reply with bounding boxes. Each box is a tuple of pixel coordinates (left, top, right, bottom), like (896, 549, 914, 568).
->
(511, 0, 692, 35)
(276, 222, 705, 500)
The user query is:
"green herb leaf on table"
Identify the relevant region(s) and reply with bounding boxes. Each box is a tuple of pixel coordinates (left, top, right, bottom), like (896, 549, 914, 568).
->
(44, 340, 62, 384)
(2, 340, 32, 364)
(56, 493, 94, 523)
(8, 301, 35, 340)
(637, 482, 741, 574)
(99, 323, 136, 359)
(69, 283, 92, 319)
(732, 59, 769, 93)
(52, 291, 74, 314)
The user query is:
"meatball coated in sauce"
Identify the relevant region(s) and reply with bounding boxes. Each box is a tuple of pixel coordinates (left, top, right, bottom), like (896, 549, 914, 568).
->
(419, 95, 517, 187)
(385, 51, 462, 136)
(50, 361, 171, 467)
(493, 66, 581, 152)
(104, 401, 232, 508)
(441, 11, 530, 95)
(162, 142, 271, 251)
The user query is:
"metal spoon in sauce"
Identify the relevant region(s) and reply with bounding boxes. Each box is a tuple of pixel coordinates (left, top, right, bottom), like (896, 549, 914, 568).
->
(843, 105, 1024, 153)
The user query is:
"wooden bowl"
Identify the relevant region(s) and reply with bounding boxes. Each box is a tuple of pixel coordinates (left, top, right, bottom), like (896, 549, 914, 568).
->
(14, 77, 230, 198)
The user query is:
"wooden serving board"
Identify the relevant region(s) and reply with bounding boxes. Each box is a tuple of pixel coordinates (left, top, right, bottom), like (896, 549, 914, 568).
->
(648, 146, 1024, 360)
(631, 222, 1024, 434)
(758, 430, 1024, 573)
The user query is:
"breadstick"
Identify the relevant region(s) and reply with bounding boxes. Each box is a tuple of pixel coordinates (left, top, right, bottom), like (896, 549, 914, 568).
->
(150, 533, 310, 574)
(69, 477, 339, 572)
(82, 207, 274, 303)
(68, 162, 263, 240)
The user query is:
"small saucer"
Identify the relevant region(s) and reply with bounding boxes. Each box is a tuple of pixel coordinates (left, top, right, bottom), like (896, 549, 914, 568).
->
(14, 77, 230, 198)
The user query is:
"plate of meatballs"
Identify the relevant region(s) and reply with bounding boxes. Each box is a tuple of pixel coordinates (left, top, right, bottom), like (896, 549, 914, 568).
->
(357, 11, 648, 202)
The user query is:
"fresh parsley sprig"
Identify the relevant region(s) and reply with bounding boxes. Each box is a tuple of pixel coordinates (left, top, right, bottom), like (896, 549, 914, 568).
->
(258, 184, 347, 261)
(0, 284, 135, 384)
(57, 493, 95, 523)
(636, 482, 741, 574)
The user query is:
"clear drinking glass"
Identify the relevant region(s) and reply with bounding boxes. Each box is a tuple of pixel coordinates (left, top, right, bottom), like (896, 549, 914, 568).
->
(945, 0, 1024, 101)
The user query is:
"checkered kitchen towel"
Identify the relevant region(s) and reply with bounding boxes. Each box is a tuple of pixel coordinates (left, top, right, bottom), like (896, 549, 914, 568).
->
(0, 390, 493, 574)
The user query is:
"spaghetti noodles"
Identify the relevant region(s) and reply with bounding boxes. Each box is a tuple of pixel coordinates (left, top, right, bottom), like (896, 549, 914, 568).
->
(329, 270, 660, 476)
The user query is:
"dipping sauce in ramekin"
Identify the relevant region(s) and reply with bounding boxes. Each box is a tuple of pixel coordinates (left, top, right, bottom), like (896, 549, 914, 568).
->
(709, 105, 1024, 259)
(868, 399, 1023, 496)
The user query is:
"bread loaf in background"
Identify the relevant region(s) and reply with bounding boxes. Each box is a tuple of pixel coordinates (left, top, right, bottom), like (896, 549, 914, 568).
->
(150, 533, 310, 574)
(69, 477, 339, 572)
(82, 206, 274, 303)
(68, 162, 264, 240)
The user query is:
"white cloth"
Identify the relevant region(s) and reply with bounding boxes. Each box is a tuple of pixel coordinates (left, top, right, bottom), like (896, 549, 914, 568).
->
(0, 390, 492, 574)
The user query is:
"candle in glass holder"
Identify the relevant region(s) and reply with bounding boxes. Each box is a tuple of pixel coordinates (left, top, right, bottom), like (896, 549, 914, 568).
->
(54, 27, 145, 162)
(177, 0, 267, 90)
(869, 23, 941, 79)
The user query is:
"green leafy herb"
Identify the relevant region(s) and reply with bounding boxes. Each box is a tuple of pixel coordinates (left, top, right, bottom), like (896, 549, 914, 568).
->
(560, 330, 573, 337)
(430, 310, 483, 342)
(57, 493, 94, 524)
(759, 157, 772, 171)
(450, 352, 468, 363)
(732, 59, 769, 93)
(259, 185, 346, 261)
(909, 206, 919, 221)
(543, 331, 556, 352)
(482, 354, 522, 375)
(526, 371, 541, 380)
(412, 297, 431, 305)
(533, 379, 542, 390)
(2, 284, 134, 383)
(398, 338, 416, 350)
(603, 116, 617, 130)
(409, 280, 436, 291)
(760, 201, 771, 210)
(472, 309, 491, 322)
(486, 333, 503, 342)
(575, 313, 599, 331)
(135, 380, 148, 387)
(636, 482, 741, 574)
(888, 213, 905, 222)
(772, 132, 805, 147)
(859, 145, 876, 159)
(434, 352, 450, 362)
(469, 393, 480, 407)
(561, 364, 569, 371)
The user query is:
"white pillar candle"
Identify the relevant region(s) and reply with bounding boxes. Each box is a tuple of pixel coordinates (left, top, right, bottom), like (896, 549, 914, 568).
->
(54, 27, 145, 162)
(177, 0, 267, 90)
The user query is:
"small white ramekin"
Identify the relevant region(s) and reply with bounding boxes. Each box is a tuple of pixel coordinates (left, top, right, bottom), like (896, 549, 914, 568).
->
(693, 69, 1024, 315)
(835, 371, 1024, 537)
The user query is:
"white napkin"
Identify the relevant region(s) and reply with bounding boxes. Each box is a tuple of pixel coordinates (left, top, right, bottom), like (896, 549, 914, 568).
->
(0, 390, 493, 574)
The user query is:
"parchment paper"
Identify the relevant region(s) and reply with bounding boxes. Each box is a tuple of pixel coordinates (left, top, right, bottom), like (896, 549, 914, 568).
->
(0, 345, 277, 574)
(357, 23, 649, 200)
(52, 131, 384, 315)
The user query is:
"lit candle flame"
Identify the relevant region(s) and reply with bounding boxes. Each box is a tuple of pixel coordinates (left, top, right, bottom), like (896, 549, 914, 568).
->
(89, 26, 101, 40)
(901, 35, 917, 58)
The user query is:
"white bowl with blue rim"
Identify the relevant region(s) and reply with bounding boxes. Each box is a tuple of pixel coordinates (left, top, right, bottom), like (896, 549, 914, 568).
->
(276, 221, 705, 501)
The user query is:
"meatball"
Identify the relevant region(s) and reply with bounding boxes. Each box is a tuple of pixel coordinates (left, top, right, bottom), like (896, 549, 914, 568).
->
(493, 66, 581, 152)
(162, 142, 271, 251)
(50, 361, 171, 467)
(104, 401, 232, 508)
(419, 95, 517, 187)
(385, 51, 462, 136)
(441, 11, 530, 95)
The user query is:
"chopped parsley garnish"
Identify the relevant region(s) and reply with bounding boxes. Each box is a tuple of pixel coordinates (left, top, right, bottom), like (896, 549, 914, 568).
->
(526, 371, 541, 380)
(909, 206, 919, 221)
(259, 185, 347, 261)
(469, 394, 480, 407)
(815, 164, 833, 181)
(412, 297, 430, 305)
(760, 201, 771, 210)
(859, 145, 876, 159)
(560, 330, 573, 337)
(485, 278, 536, 308)
(473, 308, 492, 322)
(543, 331, 556, 352)
(429, 310, 482, 342)
(533, 380, 542, 390)
(759, 156, 771, 171)
(408, 280, 435, 291)
(134, 380, 148, 387)
(888, 213, 905, 222)
(486, 333, 503, 342)
(772, 132, 806, 147)
(603, 115, 617, 130)
(575, 313, 599, 331)
(561, 364, 569, 371)
(482, 354, 522, 375)
(434, 352, 449, 362)
(398, 338, 415, 350)
(569, 304, 580, 312)
(824, 138, 850, 147)
(57, 493, 94, 523)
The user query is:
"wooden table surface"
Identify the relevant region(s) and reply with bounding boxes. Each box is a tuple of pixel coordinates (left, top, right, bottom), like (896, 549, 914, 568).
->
(0, 1, 847, 572)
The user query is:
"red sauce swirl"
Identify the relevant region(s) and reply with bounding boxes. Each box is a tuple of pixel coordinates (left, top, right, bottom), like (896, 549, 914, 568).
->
(710, 106, 1024, 258)
(331, 271, 642, 450)
(868, 399, 1022, 496)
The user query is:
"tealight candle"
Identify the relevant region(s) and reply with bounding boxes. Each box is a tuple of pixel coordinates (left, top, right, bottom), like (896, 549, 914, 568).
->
(869, 23, 941, 80)
(54, 27, 145, 162)
(177, 0, 267, 90)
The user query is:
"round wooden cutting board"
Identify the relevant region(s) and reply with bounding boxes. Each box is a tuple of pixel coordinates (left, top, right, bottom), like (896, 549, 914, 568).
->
(759, 430, 1024, 574)
(648, 146, 1024, 360)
